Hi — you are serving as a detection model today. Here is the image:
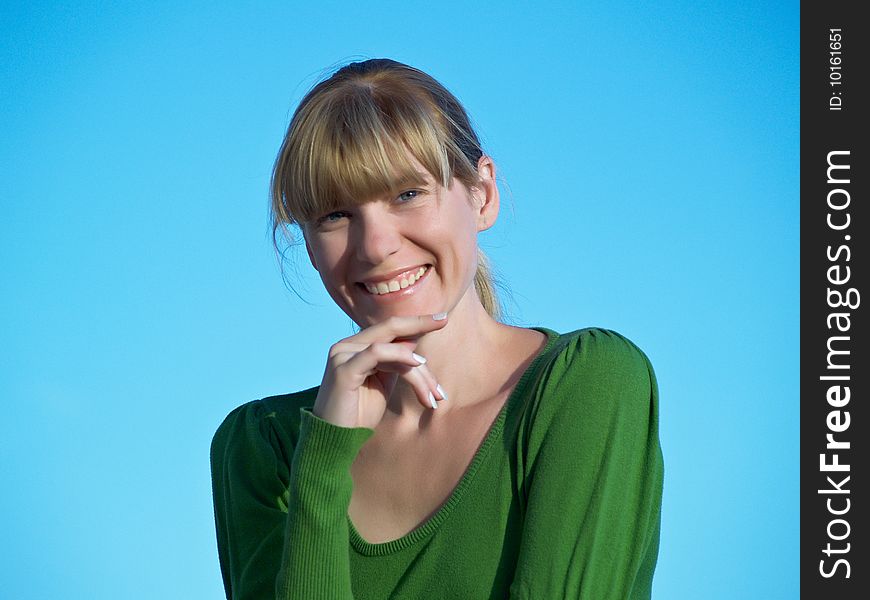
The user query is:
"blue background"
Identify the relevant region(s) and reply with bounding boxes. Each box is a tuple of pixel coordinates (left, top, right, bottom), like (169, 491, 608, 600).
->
(1, 1, 798, 598)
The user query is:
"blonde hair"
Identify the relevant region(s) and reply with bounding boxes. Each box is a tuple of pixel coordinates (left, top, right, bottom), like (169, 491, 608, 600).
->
(270, 58, 501, 319)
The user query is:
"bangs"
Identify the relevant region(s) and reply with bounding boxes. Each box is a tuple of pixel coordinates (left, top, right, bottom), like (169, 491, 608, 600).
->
(275, 83, 460, 225)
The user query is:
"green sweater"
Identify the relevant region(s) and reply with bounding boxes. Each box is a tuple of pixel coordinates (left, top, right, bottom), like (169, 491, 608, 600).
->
(210, 327, 664, 599)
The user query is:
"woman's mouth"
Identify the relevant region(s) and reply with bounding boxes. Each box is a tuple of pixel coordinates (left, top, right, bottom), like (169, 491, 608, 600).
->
(358, 265, 431, 297)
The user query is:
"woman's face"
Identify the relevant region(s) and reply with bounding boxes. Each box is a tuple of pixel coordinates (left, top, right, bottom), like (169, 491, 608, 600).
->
(303, 156, 497, 327)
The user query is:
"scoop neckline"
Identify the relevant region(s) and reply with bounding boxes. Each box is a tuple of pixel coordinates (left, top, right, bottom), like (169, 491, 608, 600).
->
(347, 326, 561, 556)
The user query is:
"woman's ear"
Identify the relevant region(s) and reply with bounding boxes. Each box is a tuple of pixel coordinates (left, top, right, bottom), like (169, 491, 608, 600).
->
(475, 155, 500, 232)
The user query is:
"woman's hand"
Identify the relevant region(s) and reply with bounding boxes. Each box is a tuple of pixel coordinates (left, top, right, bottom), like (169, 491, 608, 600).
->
(312, 314, 449, 429)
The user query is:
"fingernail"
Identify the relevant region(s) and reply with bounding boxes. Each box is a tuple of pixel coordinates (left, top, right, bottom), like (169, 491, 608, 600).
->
(433, 312, 448, 321)
(428, 391, 438, 409)
(412, 353, 427, 365)
(436, 384, 448, 401)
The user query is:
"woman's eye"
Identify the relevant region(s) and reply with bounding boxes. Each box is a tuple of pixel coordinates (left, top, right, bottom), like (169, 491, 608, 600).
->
(397, 190, 420, 203)
(316, 211, 349, 226)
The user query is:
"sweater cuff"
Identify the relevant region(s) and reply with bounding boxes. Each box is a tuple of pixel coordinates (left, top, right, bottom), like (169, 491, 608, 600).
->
(294, 408, 375, 473)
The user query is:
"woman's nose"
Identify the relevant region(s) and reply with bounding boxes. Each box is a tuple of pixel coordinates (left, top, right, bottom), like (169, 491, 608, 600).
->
(353, 212, 401, 265)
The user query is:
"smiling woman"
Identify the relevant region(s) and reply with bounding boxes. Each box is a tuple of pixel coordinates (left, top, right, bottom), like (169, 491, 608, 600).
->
(209, 58, 664, 599)
(271, 58, 502, 325)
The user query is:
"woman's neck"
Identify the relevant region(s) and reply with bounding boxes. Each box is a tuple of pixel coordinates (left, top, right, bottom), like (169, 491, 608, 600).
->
(383, 290, 510, 423)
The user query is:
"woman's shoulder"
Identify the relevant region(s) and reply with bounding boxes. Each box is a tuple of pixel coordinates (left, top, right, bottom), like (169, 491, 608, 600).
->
(210, 386, 320, 467)
(546, 326, 655, 377)
(528, 326, 658, 433)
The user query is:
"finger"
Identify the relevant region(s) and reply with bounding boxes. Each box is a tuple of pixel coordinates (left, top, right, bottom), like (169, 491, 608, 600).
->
(351, 313, 448, 345)
(329, 341, 372, 361)
(333, 350, 443, 409)
(335, 342, 427, 384)
(398, 363, 442, 410)
(329, 339, 416, 360)
(401, 362, 445, 404)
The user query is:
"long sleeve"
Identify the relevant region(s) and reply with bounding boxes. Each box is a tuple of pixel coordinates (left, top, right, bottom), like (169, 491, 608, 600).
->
(508, 329, 664, 599)
(277, 409, 373, 598)
(211, 402, 292, 599)
(210, 399, 373, 600)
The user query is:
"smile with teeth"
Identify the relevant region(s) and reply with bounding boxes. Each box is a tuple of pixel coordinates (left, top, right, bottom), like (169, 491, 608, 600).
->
(363, 266, 429, 295)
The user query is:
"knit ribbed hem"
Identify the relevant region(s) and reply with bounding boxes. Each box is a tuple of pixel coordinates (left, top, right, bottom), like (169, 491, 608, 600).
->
(296, 408, 375, 465)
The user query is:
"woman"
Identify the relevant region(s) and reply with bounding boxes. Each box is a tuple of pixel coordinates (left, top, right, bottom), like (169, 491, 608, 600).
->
(210, 58, 663, 599)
